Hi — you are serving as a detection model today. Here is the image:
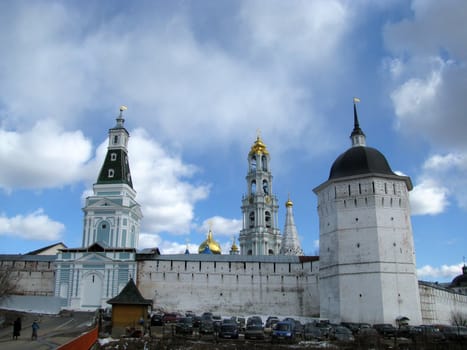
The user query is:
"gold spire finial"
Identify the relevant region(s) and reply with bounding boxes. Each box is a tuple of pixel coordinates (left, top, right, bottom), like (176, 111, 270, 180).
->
(286, 193, 293, 207)
(118, 105, 128, 118)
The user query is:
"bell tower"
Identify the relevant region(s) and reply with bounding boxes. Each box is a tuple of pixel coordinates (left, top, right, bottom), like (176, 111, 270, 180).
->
(239, 134, 281, 255)
(82, 106, 143, 248)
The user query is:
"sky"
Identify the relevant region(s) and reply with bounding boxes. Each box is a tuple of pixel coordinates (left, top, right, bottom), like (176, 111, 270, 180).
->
(0, 0, 466, 283)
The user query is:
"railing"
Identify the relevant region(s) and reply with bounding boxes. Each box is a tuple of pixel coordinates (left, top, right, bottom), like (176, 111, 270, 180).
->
(57, 325, 98, 350)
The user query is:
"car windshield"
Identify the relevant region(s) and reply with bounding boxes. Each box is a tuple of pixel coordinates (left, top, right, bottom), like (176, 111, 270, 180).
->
(276, 323, 291, 331)
(336, 327, 352, 334)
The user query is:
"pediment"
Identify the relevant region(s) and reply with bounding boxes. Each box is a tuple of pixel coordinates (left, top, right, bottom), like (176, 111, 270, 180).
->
(87, 198, 121, 209)
(75, 252, 114, 263)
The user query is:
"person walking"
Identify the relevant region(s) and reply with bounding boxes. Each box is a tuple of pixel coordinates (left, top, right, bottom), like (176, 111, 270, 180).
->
(13, 317, 21, 340)
(31, 320, 39, 340)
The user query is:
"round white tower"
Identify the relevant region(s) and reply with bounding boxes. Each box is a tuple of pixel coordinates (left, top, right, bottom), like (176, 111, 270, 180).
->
(313, 100, 422, 325)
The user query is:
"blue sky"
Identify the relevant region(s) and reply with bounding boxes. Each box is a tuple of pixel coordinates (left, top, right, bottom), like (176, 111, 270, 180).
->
(0, 0, 466, 282)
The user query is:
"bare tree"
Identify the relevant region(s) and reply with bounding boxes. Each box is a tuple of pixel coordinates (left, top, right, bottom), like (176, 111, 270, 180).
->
(451, 311, 467, 327)
(0, 267, 18, 300)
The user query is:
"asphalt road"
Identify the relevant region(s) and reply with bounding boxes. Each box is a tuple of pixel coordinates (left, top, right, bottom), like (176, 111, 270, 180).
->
(0, 310, 95, 350)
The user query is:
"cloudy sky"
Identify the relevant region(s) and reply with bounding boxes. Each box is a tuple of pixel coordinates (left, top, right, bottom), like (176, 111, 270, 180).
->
(0, 0, 466, 282)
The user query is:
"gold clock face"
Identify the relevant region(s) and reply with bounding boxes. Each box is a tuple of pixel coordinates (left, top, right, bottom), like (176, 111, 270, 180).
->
(265, 195, 271, 204)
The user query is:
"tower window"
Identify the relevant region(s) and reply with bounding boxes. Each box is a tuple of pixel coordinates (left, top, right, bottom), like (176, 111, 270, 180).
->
(261, 155, 267, 171)
(250, 156, 257, 171)
(249, 212, 255, 228)
(262, 180, 269, 195)
(108, 169, 115, 178)
(251, 180, 256, 194)
(113, 135, 118, 144)
(265, 211, 271, 228)
(111, 153, 117, 161)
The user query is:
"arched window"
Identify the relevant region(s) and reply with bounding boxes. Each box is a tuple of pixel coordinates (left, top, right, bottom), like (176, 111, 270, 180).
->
(250, 156, 257, 171)
(265, 211, 271, 228)
(268, 249, 274, 255)
(261, 155, 267, 171)
(96, 220, 111, 245)
(262, 180, 269, 195)
(249, 212, 255, 228)
(251, 180, 256, 194)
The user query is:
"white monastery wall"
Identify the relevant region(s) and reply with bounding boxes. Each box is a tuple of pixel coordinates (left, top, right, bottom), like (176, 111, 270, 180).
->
(419, 281, 467, 325)
(0, 256, 56, 296)
(137, 255, 319, 317)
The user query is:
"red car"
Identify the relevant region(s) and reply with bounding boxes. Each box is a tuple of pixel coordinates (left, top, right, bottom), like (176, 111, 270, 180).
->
(163, 312, 181, 324)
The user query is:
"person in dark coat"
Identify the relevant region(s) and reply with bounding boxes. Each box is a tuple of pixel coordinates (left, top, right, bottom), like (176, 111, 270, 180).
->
(13, 317, 22, 340)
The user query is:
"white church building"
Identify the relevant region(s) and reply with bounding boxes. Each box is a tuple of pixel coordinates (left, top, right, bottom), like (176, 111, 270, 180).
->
(2, 103, 467, 325)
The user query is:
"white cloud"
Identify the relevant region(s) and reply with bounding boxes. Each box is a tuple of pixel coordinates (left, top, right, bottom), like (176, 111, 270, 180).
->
(384, 1, 467, 150)
(198, 216, 242, 237)
(410, 152, 467, 215)
(417, 263, 464, 282)
(127, 129, 210, 235)
(0, 0, 355, 162)
(240, 0, 351, 68)
(138, 232, 199, 255)
(391, 69, 441, 126)
(410, 179, 449, 215)
(423, 153, 466, 170)
(0, 209, 64, 240)
(0, 120, 93, 191)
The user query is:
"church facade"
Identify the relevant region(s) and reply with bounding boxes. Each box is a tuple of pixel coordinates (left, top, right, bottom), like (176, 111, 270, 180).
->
(1, 104, 467, 325)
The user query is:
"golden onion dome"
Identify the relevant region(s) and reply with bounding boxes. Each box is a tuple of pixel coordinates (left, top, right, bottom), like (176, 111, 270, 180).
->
(230, 240, 239, 252)
(249, 136, 269, 156)
(198, 229, 221, 254)
(285, 194, 293, 207)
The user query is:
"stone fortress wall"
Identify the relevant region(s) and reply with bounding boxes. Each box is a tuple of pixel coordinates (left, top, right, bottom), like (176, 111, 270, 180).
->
(136, 254, 320, 317)
(0, 255, 56, 297)
(419, 281, 467, 325)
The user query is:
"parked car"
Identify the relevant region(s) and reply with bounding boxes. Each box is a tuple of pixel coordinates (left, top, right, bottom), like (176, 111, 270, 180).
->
(373, 323, 397, 338)
(175, 317, 193, 335)
(212, 315, 222, 332)
(245, 323, 265, 340)
(271, 320, 296, 343)
(150, 313, 164, 326)
(247, 316, 263, 326)
(265, 316, 279, 328)
(237, 317, 246, 332)
(418, 325, 445, 342)
(219, 319, 239, 339)
(314, 321, 332, 339)
(303, 322, 324, 341)
(436, 325, 467, 342)
(398, 325, 423, 339)
(199, 319, 215, 334)
(163, 312, 181, 324)
(294, 320, 304, 339)
(329, 325, 355, 342)
(340, 322, 361, 334)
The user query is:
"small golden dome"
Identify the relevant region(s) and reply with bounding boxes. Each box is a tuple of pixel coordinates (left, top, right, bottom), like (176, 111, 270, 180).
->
(198, 229, 221, 254)
(249, 136, 269, 156)
(285, 194, 293, 207)
(231, 240, 239, 252)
